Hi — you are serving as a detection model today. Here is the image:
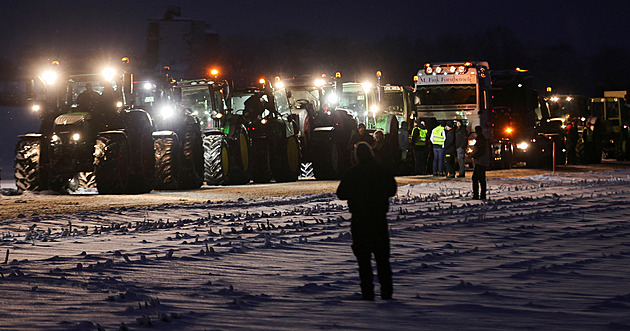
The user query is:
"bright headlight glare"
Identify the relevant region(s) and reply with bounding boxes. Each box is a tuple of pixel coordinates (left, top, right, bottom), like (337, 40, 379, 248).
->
(327, 94, 338, 104)
(261, 118, 268, 125)
(275, 81, 285, 89)
(143, 82, 153, 90)
(116, 101, 123, 108)
(51, 134, 60, 143)
(314, 79, 325, 87)
(425, 66, 433, 75)
(32, 104, 41, 112)
(102, 67, 117, 82)
(517, 142, 529, 150)
(42, 71, 58, 85)
(72, 133, 81, 141)
(370, 105, 379, 113)
(361, 81, 373, 93)
(469, 139, 476, 146)
(160, 106, 175, 119)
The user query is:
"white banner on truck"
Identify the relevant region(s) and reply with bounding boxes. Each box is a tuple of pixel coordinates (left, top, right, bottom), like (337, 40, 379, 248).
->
(416, 74, 477, 85)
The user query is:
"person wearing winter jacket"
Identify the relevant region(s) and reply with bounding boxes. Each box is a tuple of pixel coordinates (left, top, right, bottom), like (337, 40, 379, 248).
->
(456, 122, 468, 177)
(430, 122, 446, 176)
(443, 122, 456, 178)
(337, 142, 397, 300)
(471, 125, 490, 199)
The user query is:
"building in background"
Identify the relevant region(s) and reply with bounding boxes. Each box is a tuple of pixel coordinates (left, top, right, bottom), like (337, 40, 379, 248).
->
(147, 6, 219, 78)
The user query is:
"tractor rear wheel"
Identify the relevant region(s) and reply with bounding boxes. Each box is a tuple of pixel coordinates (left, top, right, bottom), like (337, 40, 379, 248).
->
(94, 135, 130, 194)
(14, 138, 44, 192)
(154, 136, 181, 190)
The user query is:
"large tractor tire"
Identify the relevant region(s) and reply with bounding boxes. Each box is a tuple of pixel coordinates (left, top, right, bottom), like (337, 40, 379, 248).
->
(180, 118, 204, 189)
(94, 134, 130, 194)
(128, 129, 155, 193)
(203, 134, 230, 185)
(154, 136, 181, 190)
(272, 135, 300, 183)
(312, 136, 341, 180)
(14, 137, 44, 192)
(225, 128, 251, 185)
(251, 140, 272, 184)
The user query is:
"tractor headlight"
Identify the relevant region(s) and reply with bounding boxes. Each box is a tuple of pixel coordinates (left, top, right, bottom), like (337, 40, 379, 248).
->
(51, 134, 60, 143)
(370, 105, 379, 113)
(159, 105, 175, 119)
(116, 101, 123, 108)
(327, 94, 338, 104)
(42, 71, 58, 85)
(102, 67, 117, 82)
(261, 118, 268, 125)
(32, 104, 41, 112)
(72, 133, 81, 142)
(143, 82, 153, 90)
(516, 142, 529, 150)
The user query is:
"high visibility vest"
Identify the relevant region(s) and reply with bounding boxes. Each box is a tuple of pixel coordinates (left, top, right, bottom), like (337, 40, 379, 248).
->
(430, 126, 445, 146)
(411, 127, 428, 146)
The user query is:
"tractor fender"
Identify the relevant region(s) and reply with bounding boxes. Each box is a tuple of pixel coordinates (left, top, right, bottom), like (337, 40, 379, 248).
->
(153, 130, 178, 140)
(98, 130, 127, 138)
(18, 133, 43, 139)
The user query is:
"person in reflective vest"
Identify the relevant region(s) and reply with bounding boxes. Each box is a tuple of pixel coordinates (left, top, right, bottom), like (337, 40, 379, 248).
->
(430, 121, 446, 176)
(410, 120, 429, 175)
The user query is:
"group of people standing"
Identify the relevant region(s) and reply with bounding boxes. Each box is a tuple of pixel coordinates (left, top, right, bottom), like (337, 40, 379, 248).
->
(409, 120, 467, 178)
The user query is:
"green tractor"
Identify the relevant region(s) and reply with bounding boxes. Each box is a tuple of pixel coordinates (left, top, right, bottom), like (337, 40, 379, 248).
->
(174, 79, 251, 185)
(233, 83, 300, 183)
(133, 70, 204, 190)
(15, 59, 155, 194)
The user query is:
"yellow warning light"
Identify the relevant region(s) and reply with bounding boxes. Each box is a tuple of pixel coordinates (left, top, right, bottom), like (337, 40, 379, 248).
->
(335, 72, 341, 78)
(321, 73, 327, 78)
(516, 67, 527, 72)
(51, 60, 60, 66)
(413, 75, 418, 82)
(121, 57, 130, 63)
(546, 86, 552, 93)
(259, 78, 266, 85)
(505, 127, 513, 134)
(376, 70, 382, 77)
(210, 69, 219, 76)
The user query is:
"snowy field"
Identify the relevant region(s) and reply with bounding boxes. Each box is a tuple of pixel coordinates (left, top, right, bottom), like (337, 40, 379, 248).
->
(1, 170, 630, 330)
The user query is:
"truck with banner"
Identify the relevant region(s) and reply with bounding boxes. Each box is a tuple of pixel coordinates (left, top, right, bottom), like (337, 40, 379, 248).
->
(413, 61, 513, 169)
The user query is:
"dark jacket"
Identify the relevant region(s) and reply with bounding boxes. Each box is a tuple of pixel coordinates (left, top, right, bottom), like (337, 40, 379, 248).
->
(349, 131, 374, 149)
(472, 133, 490, 167)
(444, 128, 456, 155)
(337, 158, 397, 233)
(456, 127, 468, 149)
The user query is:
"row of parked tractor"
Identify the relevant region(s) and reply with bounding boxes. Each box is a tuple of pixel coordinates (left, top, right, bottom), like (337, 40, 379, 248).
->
(15, 59, 412, 194)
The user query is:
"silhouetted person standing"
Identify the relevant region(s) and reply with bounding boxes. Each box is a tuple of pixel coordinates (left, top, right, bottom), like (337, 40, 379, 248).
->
(472, 126, 489, 199)
(410, 120, 429, 174)
(456, 122, 468, 177)
(444, 122, 456, 178)
(337, 142, 397, 300)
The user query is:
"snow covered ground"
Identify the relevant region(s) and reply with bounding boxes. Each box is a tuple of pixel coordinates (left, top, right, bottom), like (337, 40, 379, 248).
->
(1, 170, 630, 330)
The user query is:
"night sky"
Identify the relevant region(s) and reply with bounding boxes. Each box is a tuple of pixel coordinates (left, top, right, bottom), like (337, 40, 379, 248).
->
(1, 0, 629, 60)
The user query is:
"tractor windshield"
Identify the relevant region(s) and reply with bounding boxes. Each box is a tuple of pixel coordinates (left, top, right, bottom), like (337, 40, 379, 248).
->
(180, 86, 212, 113)
(414, 85, 477, 106)
(382, 91, 405, 116)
